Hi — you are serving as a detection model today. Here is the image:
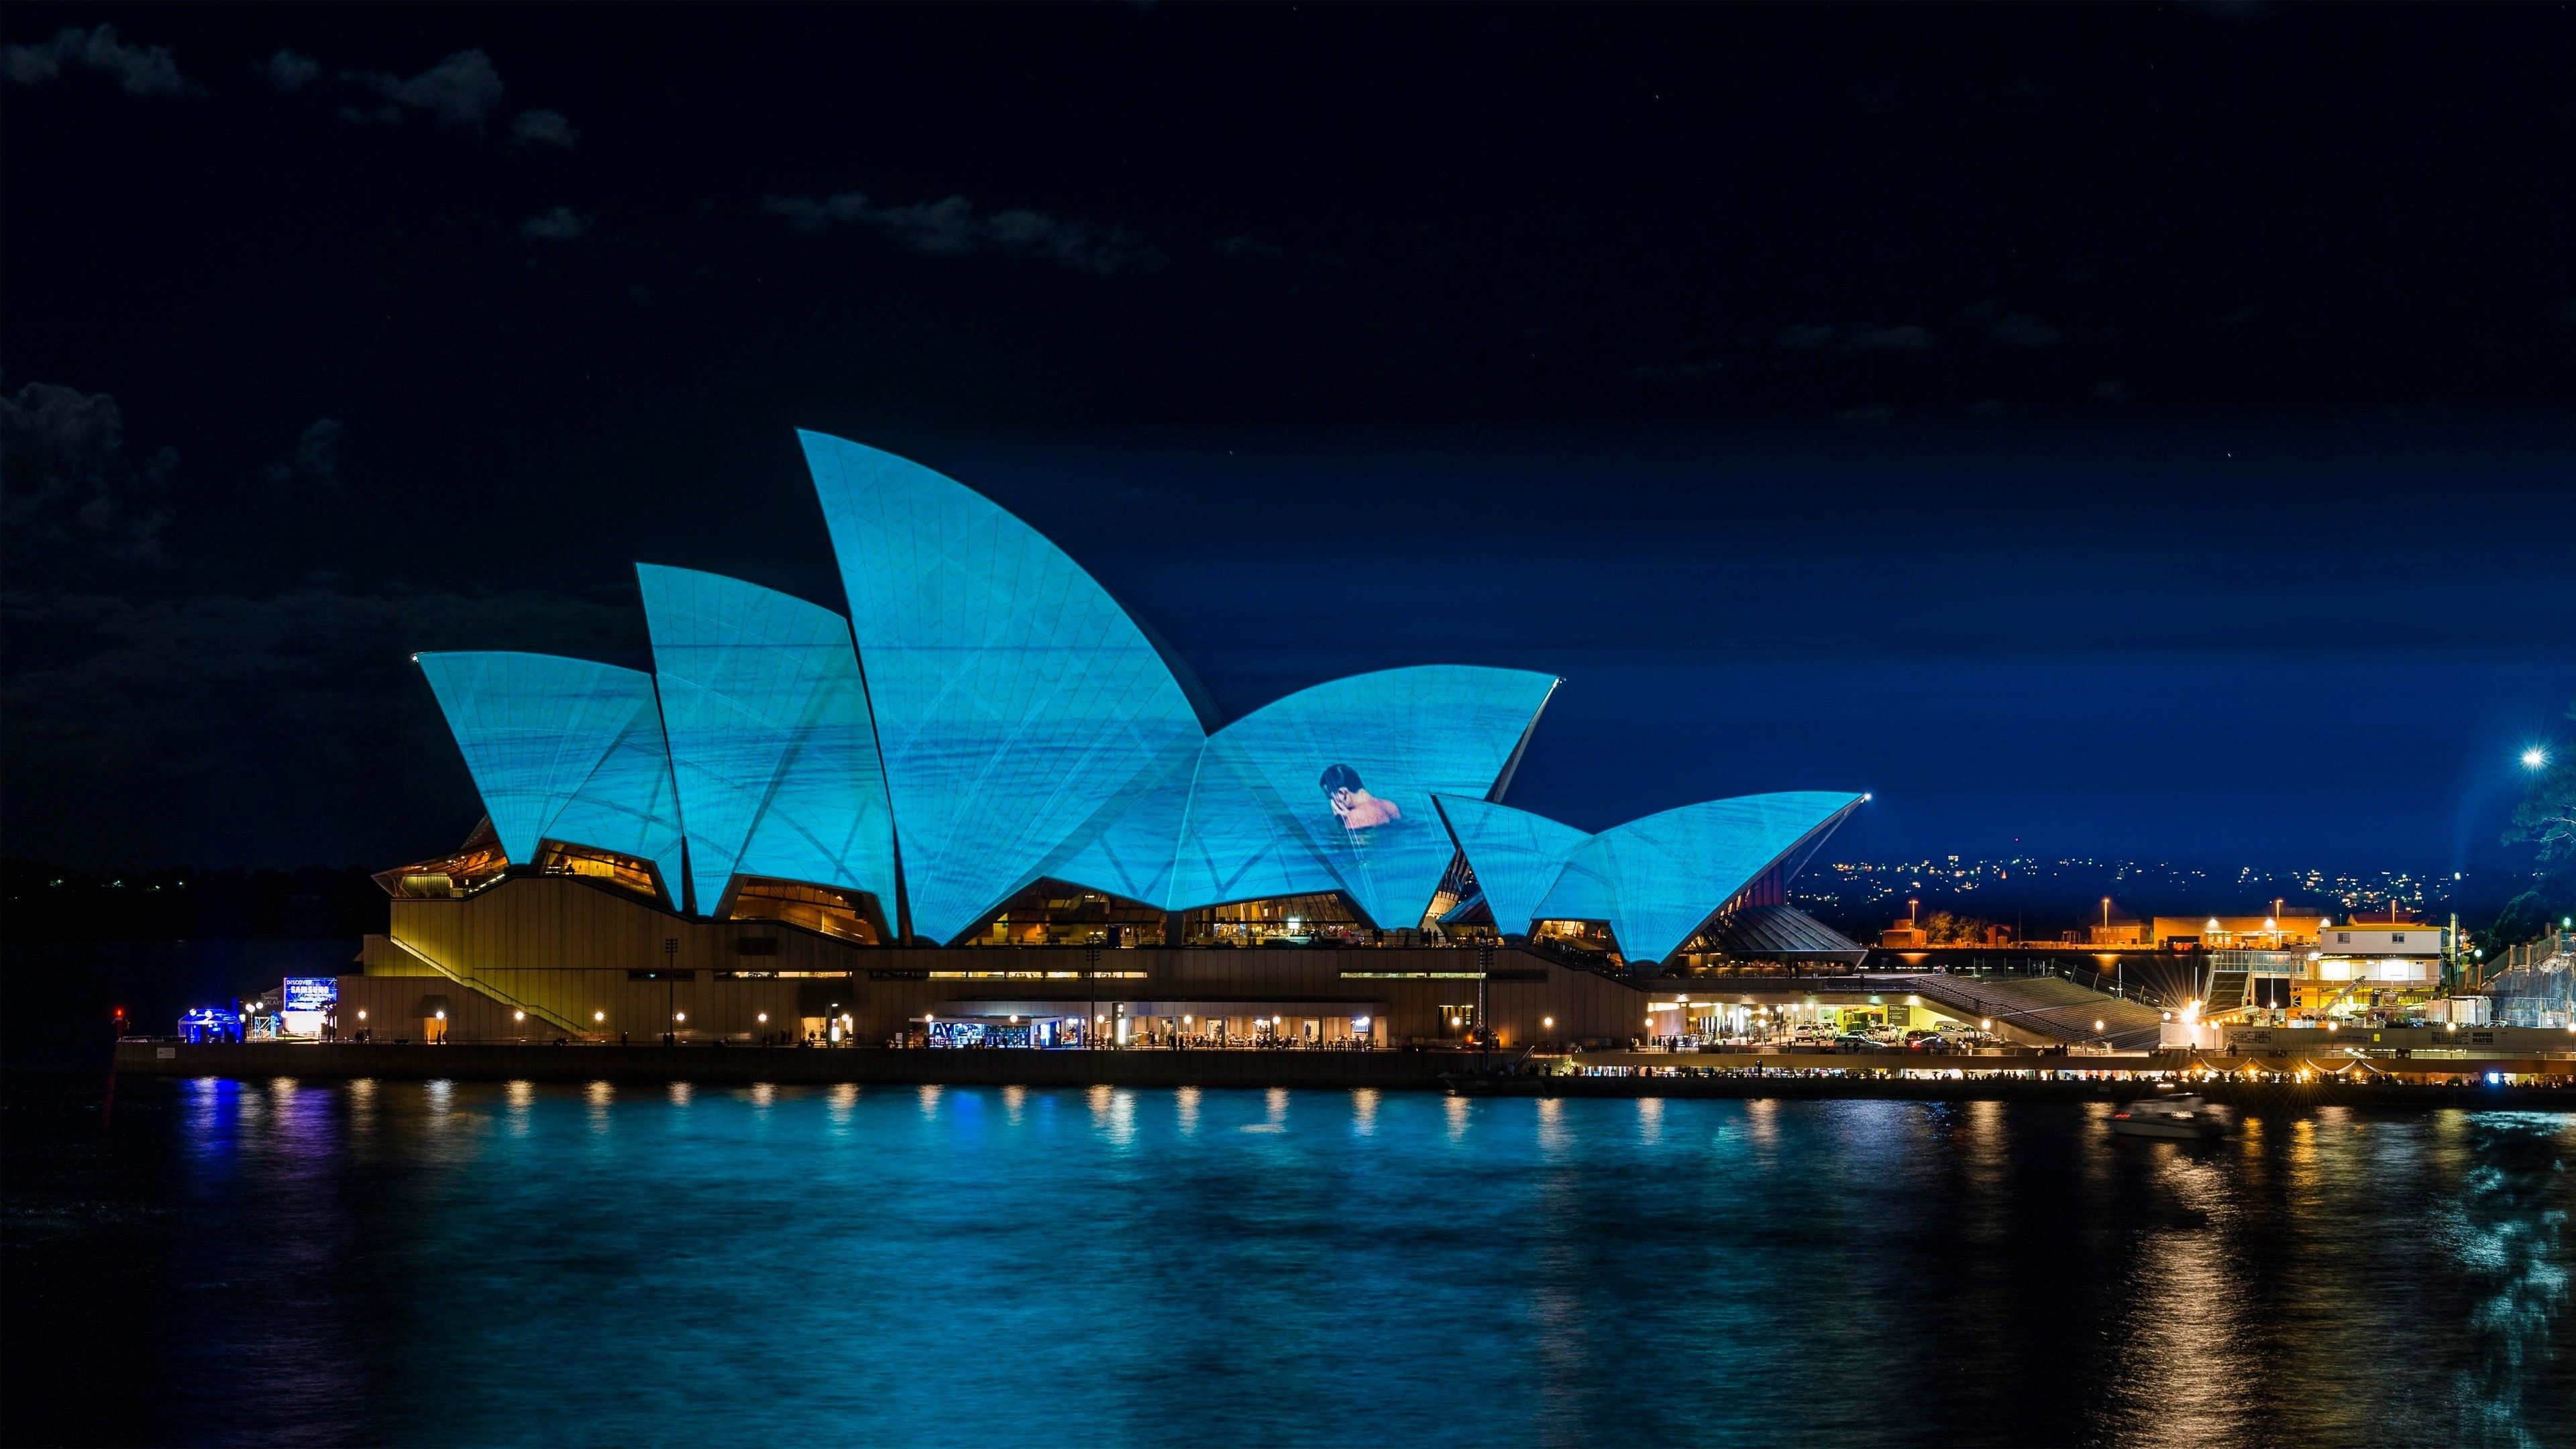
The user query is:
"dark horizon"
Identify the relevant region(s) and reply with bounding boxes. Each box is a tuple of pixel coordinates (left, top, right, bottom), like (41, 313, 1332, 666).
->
(5, 4, 2570, 879)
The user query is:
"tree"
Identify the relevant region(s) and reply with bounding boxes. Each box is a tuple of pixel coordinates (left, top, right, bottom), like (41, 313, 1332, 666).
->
(2502, 698, 2576, 868)
(2490, 696, 2576, 952)
(1923, 910, 1993, 945)
(2477, 891, 2556, 957)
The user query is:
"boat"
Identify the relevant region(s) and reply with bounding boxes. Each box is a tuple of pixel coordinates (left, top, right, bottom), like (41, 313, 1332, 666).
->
(2108, 1093, 2232, 1140)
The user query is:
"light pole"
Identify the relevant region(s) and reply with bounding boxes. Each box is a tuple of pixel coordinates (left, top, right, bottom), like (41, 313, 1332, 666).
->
(1086, 945, 1101, 1050)
(1476, 938, 1494, 1063)
(662, 936, 678, 1046)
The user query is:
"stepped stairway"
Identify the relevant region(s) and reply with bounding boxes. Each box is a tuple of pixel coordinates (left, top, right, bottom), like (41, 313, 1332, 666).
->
(382, 935, 585, 1036)
(2202, 965, 2251, 1016)
(1893, 973, 2165, 1051)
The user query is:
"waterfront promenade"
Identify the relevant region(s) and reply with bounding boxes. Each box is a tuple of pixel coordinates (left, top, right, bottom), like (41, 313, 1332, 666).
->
(110, 1038, 2576, 1108)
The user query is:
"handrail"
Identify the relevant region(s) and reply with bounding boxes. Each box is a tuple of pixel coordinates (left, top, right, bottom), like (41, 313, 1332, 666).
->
(382, 935, 584, 1036)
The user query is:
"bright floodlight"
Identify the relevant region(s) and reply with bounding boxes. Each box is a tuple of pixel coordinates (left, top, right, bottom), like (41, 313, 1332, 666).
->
(2523, 747, 2549, 769)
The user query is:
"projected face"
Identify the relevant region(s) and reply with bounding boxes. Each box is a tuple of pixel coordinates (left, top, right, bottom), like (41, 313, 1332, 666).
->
(1320, 763, 1401, 831)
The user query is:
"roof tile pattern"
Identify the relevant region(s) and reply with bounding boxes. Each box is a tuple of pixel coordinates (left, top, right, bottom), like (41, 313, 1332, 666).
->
(415, 651, 688, 906)
(800, 431, 1203, 943)
(637, 565, 899, 918)
(1429, 795, 1596, 936)
(1535, 792, 1865, 966)
(1176, 667, 1558, 926)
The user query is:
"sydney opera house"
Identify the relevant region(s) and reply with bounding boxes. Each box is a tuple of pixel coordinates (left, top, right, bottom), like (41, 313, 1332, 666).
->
(343, 433, 1868, 1047)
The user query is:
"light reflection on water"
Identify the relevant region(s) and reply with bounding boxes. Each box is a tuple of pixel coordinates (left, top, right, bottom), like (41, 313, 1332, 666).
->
(7, 1081, 2571, 1449)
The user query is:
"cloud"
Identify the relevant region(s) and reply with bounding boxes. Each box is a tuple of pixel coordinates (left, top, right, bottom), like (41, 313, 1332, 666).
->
(260, 50, 320, 93)
(0, 581, 645, 867)
(0, 382, 176, 574)
(0, 380, 639, 865)
(295, 48, 577, 145)
(260, 419, 343, 492)
(1849, 325, 1935, 352)
(1961, 301, 2065, 348)
(342, 49, 504, 129)
(1988, 314, 2063, 347)
(867, 197, 995, 256)
(762, 191, 1162, 274)
(763, 192, 873, 231)
(1, 25, 199, 97)
(1778, 323, 1935, 354)
(511, 107, 578, 148)
(519, 206, 593, 241)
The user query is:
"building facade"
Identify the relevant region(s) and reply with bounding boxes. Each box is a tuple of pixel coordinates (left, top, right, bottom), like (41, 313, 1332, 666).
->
(370, 434, 1868, 1040)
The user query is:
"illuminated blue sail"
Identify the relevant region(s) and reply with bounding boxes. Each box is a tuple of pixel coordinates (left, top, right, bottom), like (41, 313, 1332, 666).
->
(415, 651, 688, 906)
(1535, 792, 1864, 965)
(801, 431, 1203, 942)
(1162, 667, 1560, 926)
(1430, 796, 1594, 936)
(637, 565, 898, 920)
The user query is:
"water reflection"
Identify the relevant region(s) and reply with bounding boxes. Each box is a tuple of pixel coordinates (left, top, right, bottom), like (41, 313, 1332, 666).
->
(1536, 1096, 1568, 1156)
(1101, 1086, 1136, 1146)
(12, 1081, 2569, 1449)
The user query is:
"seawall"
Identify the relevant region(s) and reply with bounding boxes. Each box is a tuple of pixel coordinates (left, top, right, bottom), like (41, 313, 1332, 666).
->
(109, 1040, 2576, 1108)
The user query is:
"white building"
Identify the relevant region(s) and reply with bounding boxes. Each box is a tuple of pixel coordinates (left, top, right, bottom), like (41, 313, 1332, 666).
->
(2312, 924, 2446, 988)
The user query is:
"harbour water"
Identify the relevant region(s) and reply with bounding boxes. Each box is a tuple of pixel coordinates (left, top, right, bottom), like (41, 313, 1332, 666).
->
(4, 1075, 2571, 1448)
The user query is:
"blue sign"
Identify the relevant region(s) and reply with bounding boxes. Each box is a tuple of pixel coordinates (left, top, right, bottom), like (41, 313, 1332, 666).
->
(926, 1020, 1033, 1049)
(178, 1008, 243, 1044)
(282, 977, 338, 1012)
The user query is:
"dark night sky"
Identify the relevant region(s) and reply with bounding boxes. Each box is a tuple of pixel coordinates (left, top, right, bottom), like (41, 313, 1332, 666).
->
(3, 3, 2570, 882)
